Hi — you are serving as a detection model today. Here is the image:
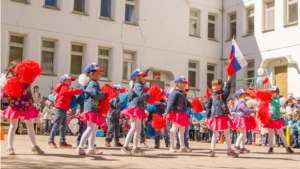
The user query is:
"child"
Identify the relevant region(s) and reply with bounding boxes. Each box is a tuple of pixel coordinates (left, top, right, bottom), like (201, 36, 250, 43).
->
(42, 100, 53, 135)
(77, 63, 107, 155)
(121, 69, 151, 155)
(263, 86, 294, 154)
(232, 89, 256, 153)
(206, 76, 238, 157)
(164, 76, 191, 153)
(48, 74, 83, 148)
(2, 60, 44, 155)
(285, 111, 295, 147)
(291, 109, 299, 148)
(295, 112, 300, 147)
(192, 115, 201, 142)
(105, 85, 124, 147)
(254, 115, 262, 146)
(33, 86, 42, 112)
(200, 117, 209, 142)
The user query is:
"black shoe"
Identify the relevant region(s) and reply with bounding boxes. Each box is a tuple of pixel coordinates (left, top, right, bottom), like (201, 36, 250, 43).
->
(268, 147, 274, 154)
(175, 144, 180, 149)
(114, 142, 123, 147)
(165, 144, 169, 148)
(286, 147, 294, 154)
(154, 144, 159, 149)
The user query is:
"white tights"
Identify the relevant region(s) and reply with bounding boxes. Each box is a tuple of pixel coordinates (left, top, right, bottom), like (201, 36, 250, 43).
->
(169, 123, 185, 148)
(78, 121, 98, 150)
(268, 128, 288, 147)
(235, 128, 247, 148)
(211, 129, 232, 151)
(8, 119, 36, 149)
(123, 117, 142, 149)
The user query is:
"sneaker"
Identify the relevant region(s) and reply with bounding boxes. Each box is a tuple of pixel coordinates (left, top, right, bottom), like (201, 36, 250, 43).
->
(256, 144, 262, 146)
(7, 148, 15, 155)
(86, 148, 103, 155)
(121, 147, 132, 155)
(44, 132, 47, 136)
(132, 148, 145, 155)
(268, 147, 274, 154)
(208, 150, 215, 157)
(180, 147, 189, 153)
(128, 143, 133, 148)
(286, 147, 294, 154)
(170, 147, 176, 153)
(140, 142, 148, 148)
(252, 143, 256, 146)
(105, 142, 111, 147)
(186, 147, 192, 153)
(227, 150, 239, 158)
(31, 145, 44, 155)
(59, 142, 72, 148)
(165, 144, 169, 148)
(114, 142, 123, 147)
(48, 142, 57, 148)
(154, 144, 159, 149)
(77, 147, 86, 155)
(175, 144, 180, 149)
(241, 147, 250, 153)
(233, 146, 243, 153)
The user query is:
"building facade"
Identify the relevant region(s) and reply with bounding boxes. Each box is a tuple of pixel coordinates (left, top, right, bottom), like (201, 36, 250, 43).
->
(1, 0, 299, 98)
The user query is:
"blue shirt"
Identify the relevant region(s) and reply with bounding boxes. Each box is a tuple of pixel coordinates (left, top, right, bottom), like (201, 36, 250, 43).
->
(128, 82, 150, 108)
(84, 80, 107, 114)
(166, 89, 191, 113)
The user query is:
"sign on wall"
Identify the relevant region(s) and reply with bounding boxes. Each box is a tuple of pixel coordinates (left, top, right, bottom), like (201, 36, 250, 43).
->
(153, 72, 161, 81)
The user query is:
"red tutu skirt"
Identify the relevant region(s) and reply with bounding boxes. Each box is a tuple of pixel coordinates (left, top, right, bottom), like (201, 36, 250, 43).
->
(3, 105, 39, 120)
(79, 112, 106, 126)
(121, 106, 147, 120)
(207, 115, 233, 130)
(233, 116, 253, 130)
(263, 119, 285, 129)
(165, 111, 190, 127)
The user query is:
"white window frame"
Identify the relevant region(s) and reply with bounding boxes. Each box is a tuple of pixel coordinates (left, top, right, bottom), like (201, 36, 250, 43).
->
(41, 39, 56, 75)
(207, 64, 215, 88)
(208, 14, 217, 39)
(229, 13, 237, 39)
(125, 0, 136, 24)
(246, 60, 255, 87)
(70, 44, 84, 75)
(11, 0, 29, 4)
(188, 61, 198, 88)
(286, 0, 298, 25)
(264, 1, 275, 31)
(8, 34, 25, 64)
(247, 7, 255, 35)
(97, 48, 109, 80)
(189, 9, 200, 37)
(122, 52, 134, 81)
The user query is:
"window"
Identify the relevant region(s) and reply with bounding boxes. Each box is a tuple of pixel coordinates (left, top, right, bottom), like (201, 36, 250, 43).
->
(11, 0, 29, 4)
(189, 10, 199, 36)
(207, 64, 215, 88)
(100, 0, 111, 18)
(188, 62, 198, 87)
(74, 0, 85, 13)
(98, 49, 109, 78)
(246, 61, 255, 87)
(45, 0, 56, 7)
(41, 40, 55, 74)
(8, 35, 24, 64)
(70, 44, 83, 75)
(287, 0, 298, 25)
(208, 14, 216, 39)
(229, 13, 236, 38)
(247, 8, 255, 34)
(265, 1, 275, 30)
(125, 0, 135, 23)
(122, 52, 134, 80)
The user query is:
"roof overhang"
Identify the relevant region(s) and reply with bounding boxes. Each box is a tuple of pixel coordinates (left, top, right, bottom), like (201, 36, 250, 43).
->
(260, 55, 297, 68)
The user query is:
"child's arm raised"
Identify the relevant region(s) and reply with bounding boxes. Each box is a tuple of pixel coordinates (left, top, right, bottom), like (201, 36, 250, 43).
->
(223, 76, 231, 99)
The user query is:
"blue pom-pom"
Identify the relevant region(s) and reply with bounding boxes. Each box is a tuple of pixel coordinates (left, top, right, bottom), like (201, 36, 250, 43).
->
(120, 93, 129, 111)
(70, 96, 77, 110)
(186, 107, 192, 116)
(192, 112, 205, 121)
(146, 104, 157, 112)
(146, 124, 154, 138)
(96, 129, 104, 137)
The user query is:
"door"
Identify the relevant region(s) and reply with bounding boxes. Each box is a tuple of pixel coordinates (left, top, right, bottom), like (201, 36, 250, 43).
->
(275, 65, 287, 98)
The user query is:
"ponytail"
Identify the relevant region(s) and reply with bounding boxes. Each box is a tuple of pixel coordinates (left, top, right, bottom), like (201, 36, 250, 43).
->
(6, 60, 21, 78)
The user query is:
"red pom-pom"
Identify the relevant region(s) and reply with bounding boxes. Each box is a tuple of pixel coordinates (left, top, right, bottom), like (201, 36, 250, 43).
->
(97, 84, 118, 115)
(192, 97, 203, 112)
(146, 84, 162, 104)
(256, 90, 271, 125)
(152, 114, 166, 131)
(4, 76, 23, 98)
(16, 60, 42, 84)
(246, 88, 256, 99)
(248, 116, 257, 129)
(120, 87, 127, 93)
(204, 87, 212, 99)
(144, 87, 150, 93)
(256, 90, 272, 101)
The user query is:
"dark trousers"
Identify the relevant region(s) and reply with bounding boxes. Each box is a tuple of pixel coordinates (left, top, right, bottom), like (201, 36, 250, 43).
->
(230, 130, 237, 144)
(77, 119, 87, 146)
(262, 133, 268, 145)
(292, 131, 299, 147)
(194, 130, 200, 141)
(200, 133, 208, 141)
(44, 119, 51, 133)
(189, 129, 194, 140)
(105, 117, 120, 143)
(208, 129, 212, 140)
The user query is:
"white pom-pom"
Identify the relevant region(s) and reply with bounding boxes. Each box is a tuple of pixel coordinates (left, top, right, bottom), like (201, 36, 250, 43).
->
(246, 99, 259, 108)
(0, 73, 7, 88)
(78, 74, 90, 86)
(280, 97, 287, 107)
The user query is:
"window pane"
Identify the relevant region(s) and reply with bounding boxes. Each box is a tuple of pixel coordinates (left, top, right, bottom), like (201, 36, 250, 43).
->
(248, 16, 254, 34)
(207, 73, 214, 88)
(189, 18, 197, 35)
(248, 8, 254, 17)
(122, 61, 132, 80)
(72, 45, 83, 52)
(188, 71, 196, 87)
(267, 1, 275, 8)
(98, 58, 108, 77)
(230, 14, 236, 21)
(123, 53, 133, 60)
(99, 49, 109, 56)
(70, 55, 82, 74)
(207, 65, 214, 71)
(45, 0, 56, 6)
(74, 0, 85, 12)
(208, 23, 215, 39)
(9, 46, 23, 63)
(189, 62, 196, 68)
(125, 4, 134, 22)
(208, 15, 215, 21)
(247, 62, 254, 68)
(230, 22, 236, 37)
(41, 51, 54, 74)
(10, 35, 24, 44)
(42, 41, 55, 48)
(190, 10, 197, 17)
(101, 0, 111, 18)
(289, 2, 298, 23)
(247, 70, 255, 86)
(266, 9, 275, 29)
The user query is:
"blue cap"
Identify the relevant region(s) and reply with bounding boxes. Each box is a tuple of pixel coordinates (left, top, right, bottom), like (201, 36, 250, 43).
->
(174, 76, 190, 84)
(130, 69, 148, 80)
(85, 63, 104, 73)
(234, 89, 246, 97)
(59, 74, 75, 83)
(270, 86, 280, 93)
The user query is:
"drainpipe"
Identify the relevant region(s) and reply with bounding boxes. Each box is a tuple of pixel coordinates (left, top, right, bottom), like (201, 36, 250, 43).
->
(221, 0, 225, 80)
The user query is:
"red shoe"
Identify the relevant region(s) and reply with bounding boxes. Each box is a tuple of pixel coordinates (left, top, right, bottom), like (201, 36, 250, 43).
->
(59, 142, 72, 148)
(48, 142, 57, 148)
(257, 144, 262, 146)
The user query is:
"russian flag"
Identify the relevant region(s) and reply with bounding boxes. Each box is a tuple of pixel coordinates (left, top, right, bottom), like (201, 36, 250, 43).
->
(227, 39, 248, 76)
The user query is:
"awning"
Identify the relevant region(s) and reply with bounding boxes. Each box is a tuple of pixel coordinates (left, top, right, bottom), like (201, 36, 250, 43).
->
(145, 67, 175, 80)
(260, 55, 297, 68)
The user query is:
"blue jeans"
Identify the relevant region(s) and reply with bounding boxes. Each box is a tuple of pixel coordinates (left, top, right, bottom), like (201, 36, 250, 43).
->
(230, 130, 237, 144)
(262, 133, 268, 145)
(247, 131, 253, 143)
(154, 126, 170, 145)
(49, 108, 67, 143)
(105, 117, 120, 143)
(292, 131, 299, 147)
(130, 120, 145, 143)
(208, 129, 212, 140)
(77, 119, 87, 146)
(194, 130, 200, 141)
(176, 126, 189, 148)
(44, 119, 51, 133)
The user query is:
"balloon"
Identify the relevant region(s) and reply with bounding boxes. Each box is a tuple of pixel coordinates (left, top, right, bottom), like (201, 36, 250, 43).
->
(262, 77, 269, 85)
(280, 97, 287, 106)
(96, 129, 104, 137)
(71, 129, 77, 134)
(257, 68, 264, 76)
(70, 118, 79, 124)
(48, 94, 55, 101)
(256, 77, 263, 85)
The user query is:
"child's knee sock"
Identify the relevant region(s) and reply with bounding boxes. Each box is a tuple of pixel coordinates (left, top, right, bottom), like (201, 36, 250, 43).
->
(224, 129, 232, 150)
(88, 124, 98, 150)
(79, 121, 96, 148)
(7, 119, 19, 149)
(211, 130, 219, 151)
(25, 119, 37, 147)
(276, 128, 288, 147)
(133, 120, 142, 149)
(123, 118, 137, 147)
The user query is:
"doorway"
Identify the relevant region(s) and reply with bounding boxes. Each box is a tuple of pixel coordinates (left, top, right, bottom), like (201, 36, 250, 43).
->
(275, 65, 287, 98)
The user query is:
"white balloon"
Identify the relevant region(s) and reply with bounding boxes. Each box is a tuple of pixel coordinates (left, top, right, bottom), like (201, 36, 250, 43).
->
(71, 129, 77, 134)
(68, 124, 73, 130)
(257, 68, 264, 76)
(70, 118, 79, 124)
(280, 97, 287, 107)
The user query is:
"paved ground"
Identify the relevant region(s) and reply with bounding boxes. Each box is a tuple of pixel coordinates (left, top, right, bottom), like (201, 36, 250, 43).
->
(1, 135, 300, 169)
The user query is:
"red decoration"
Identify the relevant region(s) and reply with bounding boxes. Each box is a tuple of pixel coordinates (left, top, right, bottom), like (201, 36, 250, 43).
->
(119, 87, 127, 93)
(4, 76, 23, 98)
(152, 114, 166, 131)
(97, 84, 118, 115)
(144, 87, 150, 93)
(248, 116, 257, 129)
(16, 60, 42, 84)
(192, 97, 203, 112)
(146, 84, 162, 104)
(246, 88, 256, 99)
(262, 77, 269, 85)
(204, 87, 212, 99)
(256, 90, 272, 125)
